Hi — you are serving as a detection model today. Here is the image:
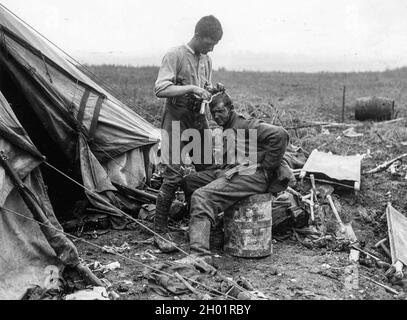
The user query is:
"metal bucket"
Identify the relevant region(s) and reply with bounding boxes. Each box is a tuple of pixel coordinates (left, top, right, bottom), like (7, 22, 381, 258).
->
(224, 193, 273, 258)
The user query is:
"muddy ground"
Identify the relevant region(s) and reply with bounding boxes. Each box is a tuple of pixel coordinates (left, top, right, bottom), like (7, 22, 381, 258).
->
(72, 119, 407, 300)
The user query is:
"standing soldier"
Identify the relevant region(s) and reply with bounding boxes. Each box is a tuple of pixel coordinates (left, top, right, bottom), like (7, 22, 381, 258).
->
(153, 15, 223, 252)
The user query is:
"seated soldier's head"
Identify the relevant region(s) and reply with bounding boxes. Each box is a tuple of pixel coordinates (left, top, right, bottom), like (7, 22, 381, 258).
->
(193, 15, 223, 54)
(209, 92, 234, 127)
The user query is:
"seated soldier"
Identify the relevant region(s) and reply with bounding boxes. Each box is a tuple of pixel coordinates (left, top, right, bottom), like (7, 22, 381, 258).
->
(179, 92, 292, 264)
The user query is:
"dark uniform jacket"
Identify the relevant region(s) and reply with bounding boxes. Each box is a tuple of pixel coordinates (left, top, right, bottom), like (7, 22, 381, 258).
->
(218, 111, 294, 193)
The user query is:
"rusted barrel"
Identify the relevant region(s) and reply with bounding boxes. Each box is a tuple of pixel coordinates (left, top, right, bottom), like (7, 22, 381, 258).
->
(354, 97, 394, 121)
(224, 193, 273, 258)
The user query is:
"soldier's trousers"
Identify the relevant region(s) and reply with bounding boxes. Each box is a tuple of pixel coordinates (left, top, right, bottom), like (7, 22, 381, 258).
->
(154, 109, 211, 233)
(181, 168, 269, 255)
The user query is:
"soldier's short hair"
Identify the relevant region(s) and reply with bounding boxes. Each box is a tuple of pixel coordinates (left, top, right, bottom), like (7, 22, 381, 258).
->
(195, 15, 223, 41)
(209, 92, 234, 110)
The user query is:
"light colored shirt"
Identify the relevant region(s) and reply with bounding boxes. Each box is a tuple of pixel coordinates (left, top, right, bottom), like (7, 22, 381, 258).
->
(154, 45, 213, 96)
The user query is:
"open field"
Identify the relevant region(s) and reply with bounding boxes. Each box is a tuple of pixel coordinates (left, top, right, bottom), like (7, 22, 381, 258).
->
(76, 65, 407, 300)
(85, 65, 407, 125)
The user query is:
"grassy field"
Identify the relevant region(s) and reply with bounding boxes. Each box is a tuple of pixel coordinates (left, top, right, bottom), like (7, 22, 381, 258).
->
(86, 64, 407, 127)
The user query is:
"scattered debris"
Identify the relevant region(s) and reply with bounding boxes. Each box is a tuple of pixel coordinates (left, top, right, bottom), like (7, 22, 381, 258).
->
(344, 265, 359, 291)
(83, 229, 110, 239)
(361, 275, 399, 295)
(356, 206, 373, 222)
(130, 237, 155, 245)
(361, 149, 372, 159)
(108, 290, 120, 300)
(387, 161, 401, 175)
(350, 245, 391, 269)
(102, 242, 131, 254)
(135, 249, 158, 261)
(349, 249, 360, 263)
(65, 286, 110, 300)
(364, 153, 407, 175)
(321, 128, 330, 135)
(344, 249, 360, 291)
(174, 272, 211, 300)
(90, 261, 121, 274)
(343, 127, 363, 138)
(22, 286, 62, 300)
(117, 282, 131, 293)
(100, 278, 112, 288)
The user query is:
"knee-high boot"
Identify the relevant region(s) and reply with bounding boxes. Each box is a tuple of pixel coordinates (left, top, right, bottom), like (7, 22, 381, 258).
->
(189, 218, 212, 255)
(153, 185, 177, 252)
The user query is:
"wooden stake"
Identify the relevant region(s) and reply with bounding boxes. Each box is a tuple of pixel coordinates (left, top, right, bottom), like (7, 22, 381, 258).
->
(342, 85, 346, 122)
(310, 190, 315, 222)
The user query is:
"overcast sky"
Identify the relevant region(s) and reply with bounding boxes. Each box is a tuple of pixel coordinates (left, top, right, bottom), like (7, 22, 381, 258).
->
(1, 0, 407, 72)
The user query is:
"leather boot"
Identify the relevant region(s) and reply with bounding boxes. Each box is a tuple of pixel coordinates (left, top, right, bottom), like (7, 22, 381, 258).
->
(154, 188, 177, 253)
(189, 219, 212, 255)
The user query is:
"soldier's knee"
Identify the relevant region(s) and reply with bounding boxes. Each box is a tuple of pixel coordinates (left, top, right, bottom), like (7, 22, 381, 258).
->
(191, 188, 207, 203)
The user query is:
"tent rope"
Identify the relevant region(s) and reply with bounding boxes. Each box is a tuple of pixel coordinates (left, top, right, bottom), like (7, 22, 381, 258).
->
(0, 206, 236, 300)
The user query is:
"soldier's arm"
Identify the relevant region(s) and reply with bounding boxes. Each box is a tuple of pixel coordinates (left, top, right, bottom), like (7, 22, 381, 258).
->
(256, 123, 289, 171)
(154, 50, 210, 100)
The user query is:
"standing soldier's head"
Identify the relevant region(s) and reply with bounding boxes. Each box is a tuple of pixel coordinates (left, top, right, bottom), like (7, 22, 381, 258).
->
(191, 15, 223, 55)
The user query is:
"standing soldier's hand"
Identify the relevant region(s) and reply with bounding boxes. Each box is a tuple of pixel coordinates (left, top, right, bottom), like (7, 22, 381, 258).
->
(192, 86, 212, 101)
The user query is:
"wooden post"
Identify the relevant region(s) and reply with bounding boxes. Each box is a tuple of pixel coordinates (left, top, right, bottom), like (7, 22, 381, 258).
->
(342, 85, 346, 122)
(392, 100, 395, 119)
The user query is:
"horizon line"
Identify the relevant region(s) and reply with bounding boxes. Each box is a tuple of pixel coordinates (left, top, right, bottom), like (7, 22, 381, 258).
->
(80, 62, 407, 75)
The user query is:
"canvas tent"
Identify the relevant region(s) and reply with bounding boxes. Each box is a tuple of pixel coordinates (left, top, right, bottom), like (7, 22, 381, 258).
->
(0, 90, 104, 299)
(0, 5, 161, 299)
(0, 4, 161, 227)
